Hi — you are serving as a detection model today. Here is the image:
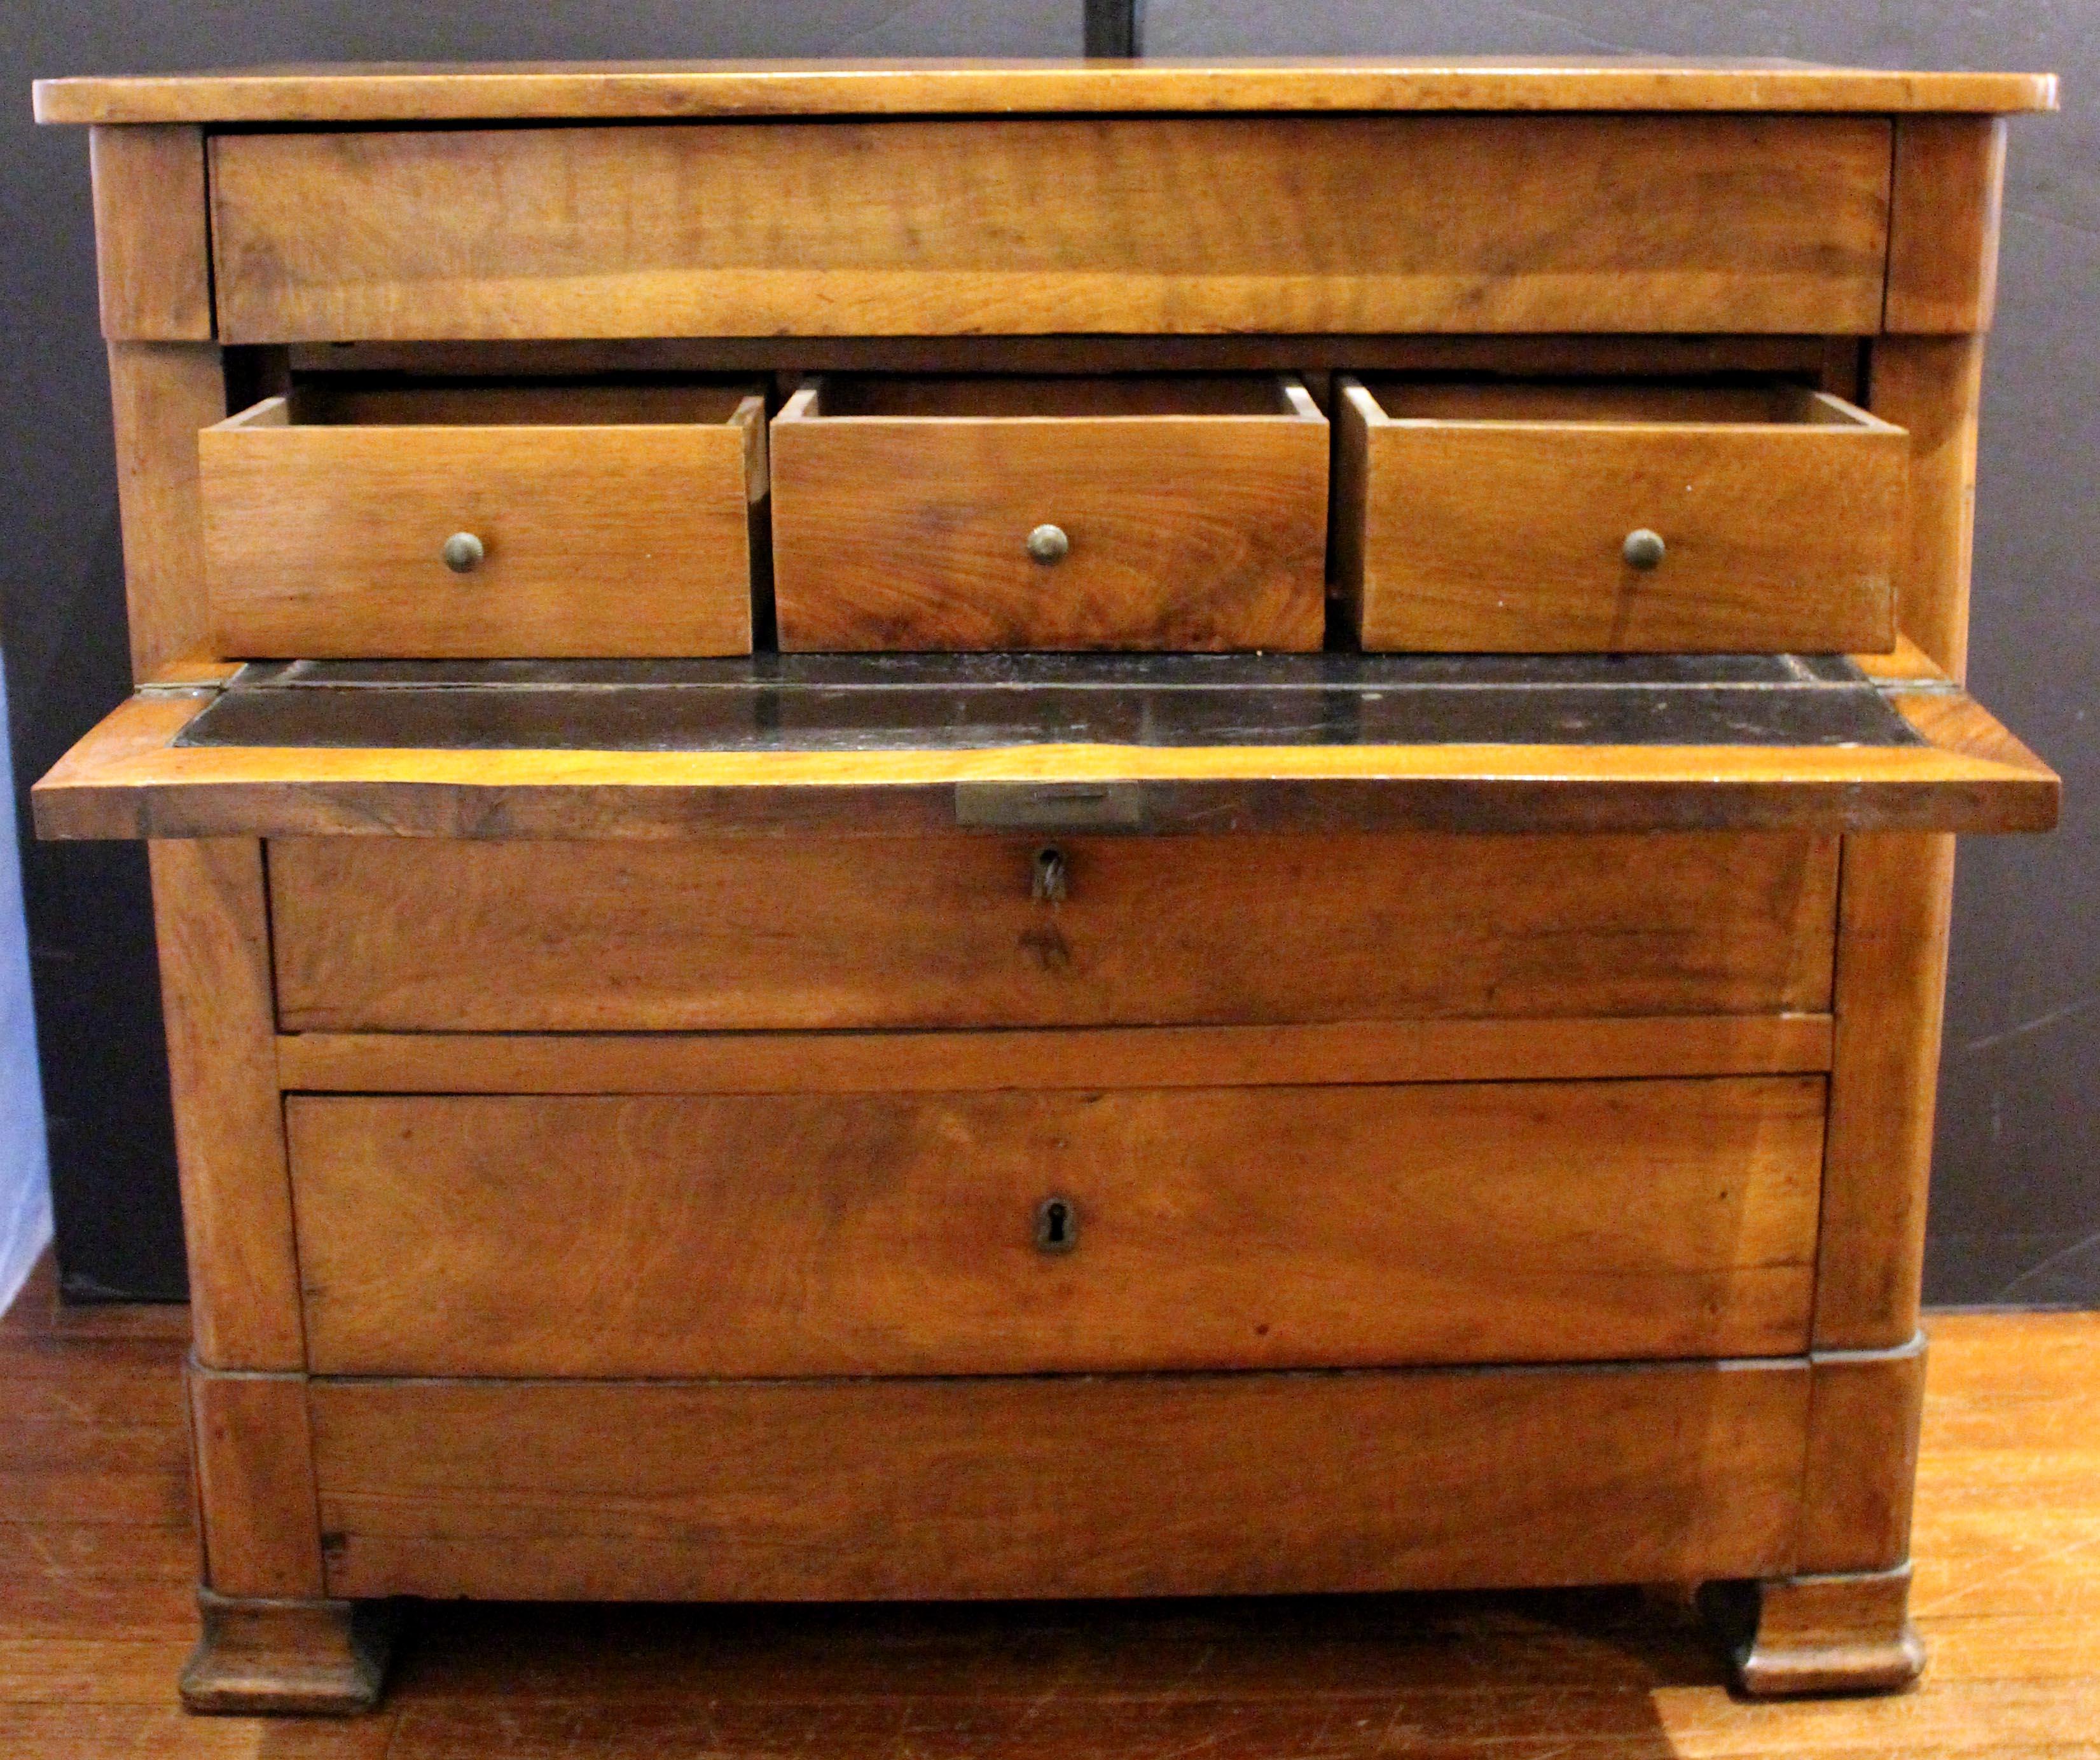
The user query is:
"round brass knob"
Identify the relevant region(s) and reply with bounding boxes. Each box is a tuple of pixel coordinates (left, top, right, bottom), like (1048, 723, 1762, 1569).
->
(1026, 523, 1070, 565)
(1622, 528, 1666, 570)
(441, 532, 486, 574)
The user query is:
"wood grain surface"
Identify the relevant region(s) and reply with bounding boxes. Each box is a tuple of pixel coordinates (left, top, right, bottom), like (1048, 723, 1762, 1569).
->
(1885, 117, 2008, 335)
(104, 345, 228, 682)
(771, 376, 1326, 651)
(2, 1257, 2094, 1756)
(273, 1014, 1837, 1092)
(205, 116, 1893, 340)
(88, 126, 211, 341)
(1337, 380, 1905, 652)
(286, 1079, 1823, 1377)
(32, 58, 2059, 125)
(307, 1361, 1811, 1602)
(266, 831, 1839, 1030)
(201, 387, 763, 658)
(1814, 834, 1958, 1350)
(183, 1367, 322, 1600)
(146, 839, 303, 1371)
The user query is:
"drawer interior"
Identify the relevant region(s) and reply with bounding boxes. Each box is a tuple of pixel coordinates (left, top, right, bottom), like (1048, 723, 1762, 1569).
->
(247, 378, 767, 429)
(1353, 376, 1887, 429)
(794, 372, 1319, 420)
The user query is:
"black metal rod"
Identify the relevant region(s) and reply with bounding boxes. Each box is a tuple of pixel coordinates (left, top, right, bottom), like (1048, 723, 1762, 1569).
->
(1084, 0, 1142, 57)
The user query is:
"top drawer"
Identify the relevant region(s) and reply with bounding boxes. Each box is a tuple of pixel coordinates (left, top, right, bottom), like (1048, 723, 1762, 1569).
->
(1334, 378, 1909, 654)
(200, 382, 766, 658)
(205, 116, 1893, 341)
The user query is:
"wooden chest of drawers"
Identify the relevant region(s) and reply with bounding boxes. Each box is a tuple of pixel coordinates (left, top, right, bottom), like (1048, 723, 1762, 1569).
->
(31, 56, 2060, 1714)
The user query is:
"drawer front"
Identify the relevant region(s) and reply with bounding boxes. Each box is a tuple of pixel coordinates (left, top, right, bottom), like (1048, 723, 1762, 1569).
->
(208, 116, 1892, 340)
(200, 385, 764, 657)
(287, 1078, 1825, 1377)
(268, 831, 1839, 1031)
(770, 376, 1327, 651)
(1336, 381, 1908, 652)
(312, 1361, 1810, 1600)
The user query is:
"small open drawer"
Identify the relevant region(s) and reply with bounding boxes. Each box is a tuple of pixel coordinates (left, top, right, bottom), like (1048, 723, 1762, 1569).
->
(1334, 378, 1908, 654)
(200, 382, 768, 659)
(770, 375, 1329, 652)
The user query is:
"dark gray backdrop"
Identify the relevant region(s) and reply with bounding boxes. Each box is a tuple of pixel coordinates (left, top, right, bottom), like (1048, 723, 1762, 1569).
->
(4, 4, 2092, 1303)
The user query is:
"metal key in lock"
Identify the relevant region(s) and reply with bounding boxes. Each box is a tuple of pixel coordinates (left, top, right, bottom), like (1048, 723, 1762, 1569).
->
(1032, 846, 1069, 904)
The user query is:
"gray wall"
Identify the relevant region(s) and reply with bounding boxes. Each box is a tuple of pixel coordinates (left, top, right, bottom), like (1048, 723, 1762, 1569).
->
(4, 4, 2092, 1303)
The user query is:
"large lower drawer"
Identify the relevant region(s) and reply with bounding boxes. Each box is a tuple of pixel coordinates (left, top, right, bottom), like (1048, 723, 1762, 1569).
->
(308, 1360, 1811, 1600)
(287, 1077, 1825, 1377)
(267, 831, 1838, 1031)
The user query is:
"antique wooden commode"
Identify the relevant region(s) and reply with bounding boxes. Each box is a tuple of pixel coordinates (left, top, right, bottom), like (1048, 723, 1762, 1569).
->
(31, 57, 2060, 1712)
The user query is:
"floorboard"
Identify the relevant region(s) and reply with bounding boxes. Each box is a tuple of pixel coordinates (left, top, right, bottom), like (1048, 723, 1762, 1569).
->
(2, 1253, 2094, 1757)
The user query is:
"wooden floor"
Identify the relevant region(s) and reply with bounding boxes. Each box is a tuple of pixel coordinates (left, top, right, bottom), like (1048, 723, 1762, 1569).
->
(3, 1252, 2094, 1758)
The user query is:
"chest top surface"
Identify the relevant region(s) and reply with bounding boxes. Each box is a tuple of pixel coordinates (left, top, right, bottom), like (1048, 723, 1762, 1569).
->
(34, 55, 2057, 125)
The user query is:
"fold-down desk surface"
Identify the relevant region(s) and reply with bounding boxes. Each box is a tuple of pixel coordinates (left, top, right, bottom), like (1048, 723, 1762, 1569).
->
(34, 653, 2057, 841)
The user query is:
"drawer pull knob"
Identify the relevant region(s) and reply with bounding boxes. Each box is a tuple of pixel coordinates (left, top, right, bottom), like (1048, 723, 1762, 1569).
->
(1026, 523, 1070, 565)
(1622, 528, 1667, 570)
(1034, 1196, 1079, 1253)
(441, 532, 486, 574)
(1032, 846, 1070, 904)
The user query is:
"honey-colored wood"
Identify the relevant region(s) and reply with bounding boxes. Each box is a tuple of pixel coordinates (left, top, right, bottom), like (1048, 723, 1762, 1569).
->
(284, 332, 1856, 382)
(1800, 1337, 1930, 1574)
(182, 1366, 322, 1600)
(308, 1361, 1811, 1602)
(1814, 834, 1956, 1351)
(104, 345, 227, 682)
(9, 1266, 2099, 1753)
(88, 126, 212, 341)
(146, 839, 302, 1371)
(1709, 1565, 1926, 1697)
(1335, 379, 1905, 652)
(266, 832, 1839, 1031)
(1870, 336, 1987, 679)
(179, 1591, 392, 1715)
(770, 376, 1326, 651)
(31, 59, 2061, 127)
(272, 1013, 1837, 1093)
(200, 386, 763, 658)
(204, 116, 1895, 341)
(1850, 633, 1952, 685)
(29, 685, 2060, 842)
(1885, 118, 2008, 335)
(287, 1078, 1824, 1377)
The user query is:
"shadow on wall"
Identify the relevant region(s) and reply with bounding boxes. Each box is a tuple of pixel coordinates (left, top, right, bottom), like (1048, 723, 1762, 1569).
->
(0, 652, 53, 1316)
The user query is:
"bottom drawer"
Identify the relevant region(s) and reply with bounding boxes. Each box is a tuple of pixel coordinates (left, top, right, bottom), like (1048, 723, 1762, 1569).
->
(286, 1076, 1825, 1377)
(309, 1361, 1811, 1601)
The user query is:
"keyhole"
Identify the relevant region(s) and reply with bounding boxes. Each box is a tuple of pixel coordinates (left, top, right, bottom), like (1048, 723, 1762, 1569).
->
(1032, 846, 1069, 904)
(1034, 1195, 1078, 1253)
